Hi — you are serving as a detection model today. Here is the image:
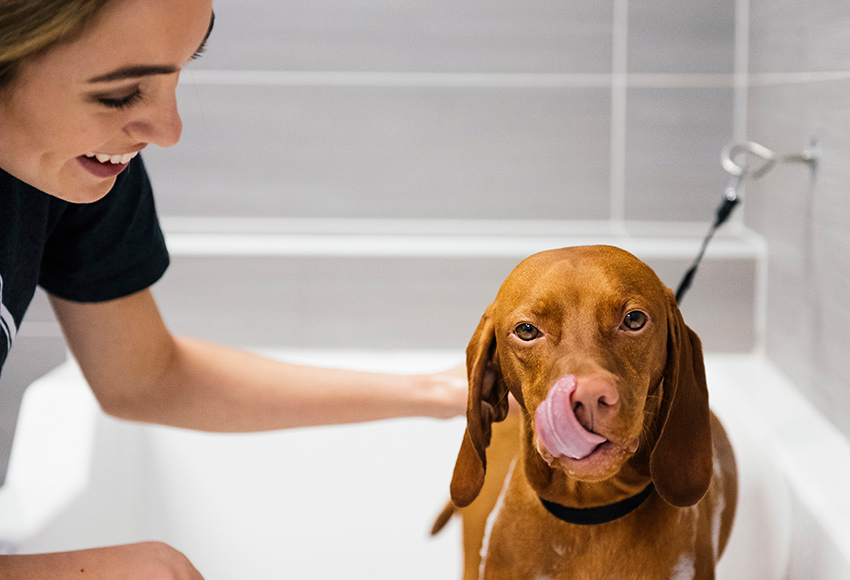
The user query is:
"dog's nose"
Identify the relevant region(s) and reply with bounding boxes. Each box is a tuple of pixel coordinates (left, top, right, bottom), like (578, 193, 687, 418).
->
(571, 377, 619, 430)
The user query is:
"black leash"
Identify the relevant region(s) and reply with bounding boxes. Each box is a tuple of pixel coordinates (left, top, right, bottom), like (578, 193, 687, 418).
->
(675, 140, 818, 304)
(674, 176, 741, 304)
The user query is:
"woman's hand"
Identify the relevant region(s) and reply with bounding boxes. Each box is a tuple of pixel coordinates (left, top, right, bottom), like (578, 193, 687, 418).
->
(0, 542, 204, 579)
(418, 363, 469, 419)
(428, 363, 523, 418)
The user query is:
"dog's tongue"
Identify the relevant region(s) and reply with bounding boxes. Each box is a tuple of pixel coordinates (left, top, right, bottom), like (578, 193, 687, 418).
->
(535, 375, 607, 460)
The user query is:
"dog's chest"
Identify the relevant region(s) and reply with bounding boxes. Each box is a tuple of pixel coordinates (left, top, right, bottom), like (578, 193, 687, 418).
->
(480, 481, 699, 580)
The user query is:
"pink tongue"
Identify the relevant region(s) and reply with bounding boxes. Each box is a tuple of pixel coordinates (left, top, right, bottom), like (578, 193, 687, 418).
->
(535, 375, 607, 460)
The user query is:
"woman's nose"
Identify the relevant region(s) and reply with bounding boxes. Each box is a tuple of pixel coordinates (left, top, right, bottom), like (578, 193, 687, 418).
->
(124, 88, 183, 148)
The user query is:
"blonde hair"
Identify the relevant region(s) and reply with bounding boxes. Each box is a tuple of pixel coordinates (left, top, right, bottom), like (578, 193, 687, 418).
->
(0, 0, 112, 87)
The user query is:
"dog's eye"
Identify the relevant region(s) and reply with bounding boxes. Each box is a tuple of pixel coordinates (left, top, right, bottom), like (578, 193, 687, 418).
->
(622, 311, 647, 331)
(515, 323, 540, 341)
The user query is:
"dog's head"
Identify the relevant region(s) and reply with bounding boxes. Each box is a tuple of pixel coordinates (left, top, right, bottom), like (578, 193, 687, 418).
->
(450, 245, 712, 509)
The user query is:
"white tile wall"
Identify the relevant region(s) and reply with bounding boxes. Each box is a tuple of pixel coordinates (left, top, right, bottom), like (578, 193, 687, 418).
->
(747, 0, 850, 438)
(136, 0, 758, 356)
(144, 81, 613, 219)
(144, 0, 738, 223)
(191, 0, 614, 74)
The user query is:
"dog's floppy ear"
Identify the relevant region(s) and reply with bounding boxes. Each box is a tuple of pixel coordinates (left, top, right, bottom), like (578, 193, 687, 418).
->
(649, 290, 713, 507)
(450, 305, 509, 508)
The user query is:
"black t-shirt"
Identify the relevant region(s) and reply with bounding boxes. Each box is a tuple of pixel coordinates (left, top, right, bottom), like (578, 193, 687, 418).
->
(0, 155, 170, 377)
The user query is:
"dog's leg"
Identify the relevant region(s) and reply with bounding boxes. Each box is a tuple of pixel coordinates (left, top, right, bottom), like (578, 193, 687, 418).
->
(459, 412, 521, 580)
(710, 413, 738, 559)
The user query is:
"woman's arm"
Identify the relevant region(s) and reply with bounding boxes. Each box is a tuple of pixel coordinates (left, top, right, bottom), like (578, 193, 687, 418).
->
(49, 289, 467, 432)
(0, 542, 203, 579)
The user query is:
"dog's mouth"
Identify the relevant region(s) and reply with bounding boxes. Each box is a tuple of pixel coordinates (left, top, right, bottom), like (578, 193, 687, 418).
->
(537, 438, 640, 480)
(534, 375, 639, 478)
(534, 375, 607, 460)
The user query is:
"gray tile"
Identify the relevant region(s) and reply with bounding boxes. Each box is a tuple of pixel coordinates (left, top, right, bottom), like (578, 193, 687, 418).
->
(646, 256, 757, 353)
(152, 254, 518, 350)
(743, 84, 810, 159)
(152, 252, 756, 353)
(746, 71, 850, 439)
(628, 0, 736, 74)
(144, 83, 612, 220)
(624, 87, 734, 221)
(750, 0, 850, 73)
(794, 80, 850, 434)
(748, 0, 808, 73)
(762, 263, 812, 385)
(744, 85, 812, 269)
(17, 288, 60, 333)
(741, 83, 814, 384)
(197, 0, 612, 74)
(806, 1, 850, 72)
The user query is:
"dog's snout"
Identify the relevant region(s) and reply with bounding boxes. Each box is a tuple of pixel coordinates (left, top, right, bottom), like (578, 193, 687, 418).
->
(571, 377, 619, 430)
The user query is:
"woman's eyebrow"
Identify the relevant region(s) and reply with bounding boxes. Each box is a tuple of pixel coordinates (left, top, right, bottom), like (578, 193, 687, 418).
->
(87, 64, 179, 83)
(86, 11, 216, 83)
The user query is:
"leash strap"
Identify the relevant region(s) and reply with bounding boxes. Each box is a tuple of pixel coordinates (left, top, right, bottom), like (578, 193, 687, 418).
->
(539, 483, 655, 526)
(675, 176, 741, 303)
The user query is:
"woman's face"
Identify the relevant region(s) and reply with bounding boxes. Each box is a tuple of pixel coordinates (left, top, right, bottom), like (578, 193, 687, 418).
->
(0, 0, 214, 203)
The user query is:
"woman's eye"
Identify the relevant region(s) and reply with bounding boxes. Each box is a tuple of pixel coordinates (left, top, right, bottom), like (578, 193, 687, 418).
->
(96, 89, 143, 110)
(515, 323, 540, 341)
(622, 311, 647, 331)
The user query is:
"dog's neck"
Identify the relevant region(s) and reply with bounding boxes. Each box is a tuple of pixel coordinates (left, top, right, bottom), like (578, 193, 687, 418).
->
(525, 456, 652, 509)
(520, 421, 654, 511)
(538, 482, 655, 525)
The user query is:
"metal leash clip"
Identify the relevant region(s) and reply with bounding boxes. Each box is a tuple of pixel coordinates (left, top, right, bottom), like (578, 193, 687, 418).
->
(675, 138, 819, 303)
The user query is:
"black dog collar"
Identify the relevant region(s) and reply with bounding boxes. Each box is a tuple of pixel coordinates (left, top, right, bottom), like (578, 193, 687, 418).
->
(539, 483, 655, 526)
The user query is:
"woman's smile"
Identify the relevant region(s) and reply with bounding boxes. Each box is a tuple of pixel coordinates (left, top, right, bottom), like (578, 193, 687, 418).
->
(77, 150, 142, 178)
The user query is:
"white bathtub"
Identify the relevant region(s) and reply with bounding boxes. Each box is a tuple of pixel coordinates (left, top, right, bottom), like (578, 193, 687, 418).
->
(1, 351, 848, 579)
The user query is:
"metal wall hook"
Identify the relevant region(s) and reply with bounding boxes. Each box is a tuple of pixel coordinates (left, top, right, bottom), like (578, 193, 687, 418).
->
(676, 137, 819, 304)
(721, 139, 819, 181)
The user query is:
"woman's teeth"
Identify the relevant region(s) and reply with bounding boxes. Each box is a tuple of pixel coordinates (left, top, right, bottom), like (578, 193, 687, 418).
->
(84, 151, 139, 165)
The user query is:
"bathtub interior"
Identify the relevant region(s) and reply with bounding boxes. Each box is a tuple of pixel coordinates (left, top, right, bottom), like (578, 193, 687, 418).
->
(1, 350, 849, 579)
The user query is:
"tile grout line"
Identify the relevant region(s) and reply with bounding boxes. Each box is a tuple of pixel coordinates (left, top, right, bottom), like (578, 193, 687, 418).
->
(733, 0, 750, 143)
(734, 0, 766, 356)
(609, 0, 629, 227)
(182, 69, 741, 89)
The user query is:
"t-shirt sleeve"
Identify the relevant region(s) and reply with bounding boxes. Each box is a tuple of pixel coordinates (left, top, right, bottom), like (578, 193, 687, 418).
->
(39, 156, 170, 303)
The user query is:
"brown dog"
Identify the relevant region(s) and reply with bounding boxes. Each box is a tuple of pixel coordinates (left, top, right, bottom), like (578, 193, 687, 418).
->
(440, 245, 737, 580)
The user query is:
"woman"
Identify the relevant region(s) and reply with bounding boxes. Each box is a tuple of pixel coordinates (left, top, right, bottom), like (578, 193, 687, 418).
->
(0, 0, 467, 577)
